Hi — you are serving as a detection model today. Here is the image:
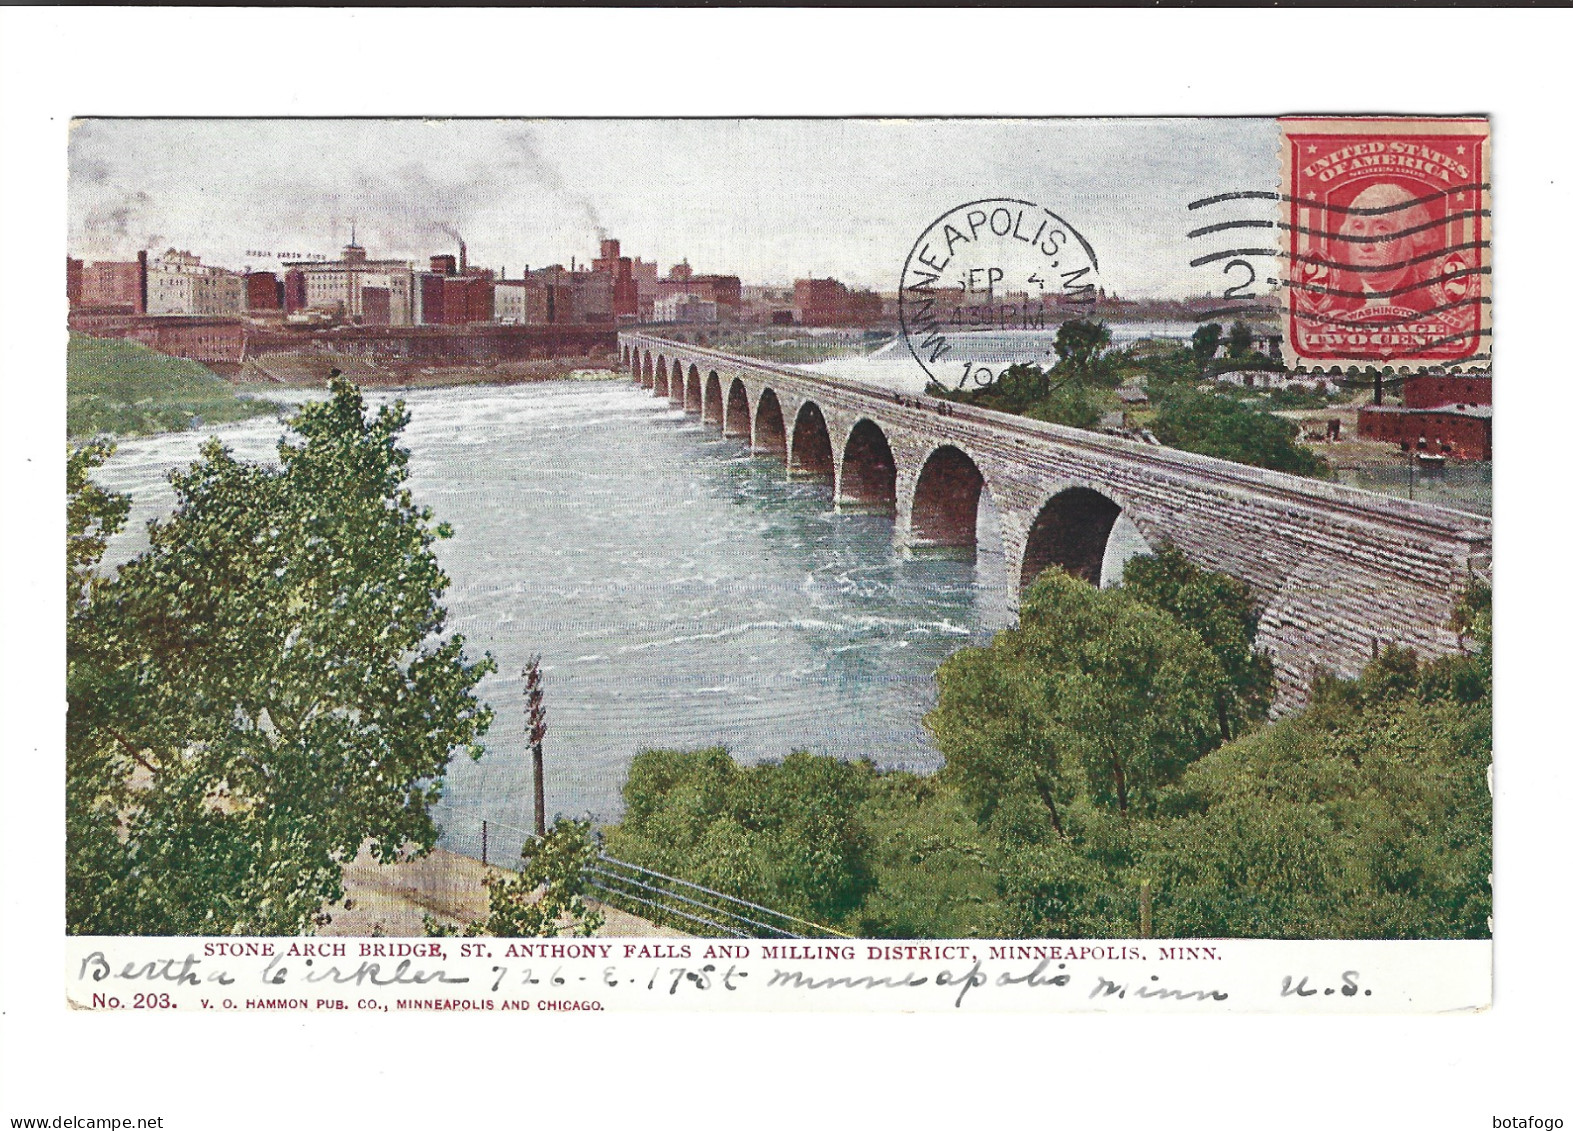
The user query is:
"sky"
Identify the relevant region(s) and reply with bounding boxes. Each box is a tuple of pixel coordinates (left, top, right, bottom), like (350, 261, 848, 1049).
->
(68, 118, 1279, 297)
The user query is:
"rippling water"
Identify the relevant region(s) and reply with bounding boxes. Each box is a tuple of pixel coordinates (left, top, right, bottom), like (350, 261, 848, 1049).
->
(95, 379, 1014, 836)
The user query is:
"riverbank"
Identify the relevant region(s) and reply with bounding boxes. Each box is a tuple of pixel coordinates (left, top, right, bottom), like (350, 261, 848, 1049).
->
(242, 350, 617, 389)
(68, 333, 282, 439)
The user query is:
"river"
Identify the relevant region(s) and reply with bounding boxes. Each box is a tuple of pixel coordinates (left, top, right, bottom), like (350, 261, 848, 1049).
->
(92, 326, 1488, 859)
(95, 378, 1015, 854)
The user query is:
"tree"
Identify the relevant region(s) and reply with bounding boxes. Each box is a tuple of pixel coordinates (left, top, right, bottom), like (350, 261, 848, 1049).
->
(1120, 546, 1275, 739)
(1151, 387, 1332, 477)
(68, 439, 129, 611)
(1147, 619, 1491, 940)
(67, 379, 495, 935)
(935, 362, 1111, 431)
(1191, 323, 1222, 371)
(430, 818, 605, 938)
(927, 569, 1227, 830)
(603, 748, 876, 930)
(1226, 319, 1254, 361)
(1054, 319, 1112, 371)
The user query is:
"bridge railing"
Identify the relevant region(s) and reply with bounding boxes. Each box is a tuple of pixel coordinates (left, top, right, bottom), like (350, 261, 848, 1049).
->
(620, 332, 1492, 538)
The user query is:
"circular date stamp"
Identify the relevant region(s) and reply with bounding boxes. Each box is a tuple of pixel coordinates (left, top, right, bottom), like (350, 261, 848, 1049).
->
(898, 198, 1100, 391)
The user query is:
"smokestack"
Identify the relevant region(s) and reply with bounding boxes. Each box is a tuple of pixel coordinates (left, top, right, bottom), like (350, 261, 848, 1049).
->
(459, 239, 467, 275)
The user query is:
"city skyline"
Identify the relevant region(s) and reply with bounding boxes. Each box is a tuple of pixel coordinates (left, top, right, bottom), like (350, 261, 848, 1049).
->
(69, 118, 1278, 296)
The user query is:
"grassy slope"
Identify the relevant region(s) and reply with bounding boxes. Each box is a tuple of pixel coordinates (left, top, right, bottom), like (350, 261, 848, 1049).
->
(67, 334, 280, 438)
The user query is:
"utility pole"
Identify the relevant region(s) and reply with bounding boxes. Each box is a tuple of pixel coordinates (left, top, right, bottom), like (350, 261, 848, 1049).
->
(524, 655, 548, 838)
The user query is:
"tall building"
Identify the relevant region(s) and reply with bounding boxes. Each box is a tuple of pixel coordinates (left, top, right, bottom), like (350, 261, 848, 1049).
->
(282, 237, 416, 325)
(245, 271, 281, 312)
(417, 250, 494, 325)
(653, 292, 718, 323)
(146, 249, 246, 316)
(79, 253, 147, 313)
(793, 277, 881, 327)
(66, 258, 84, 305)
(590, 238, 641, 319)
(657, 259, 741, 319)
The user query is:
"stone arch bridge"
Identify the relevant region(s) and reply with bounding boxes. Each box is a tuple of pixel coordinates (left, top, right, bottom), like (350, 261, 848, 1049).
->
(620, 333, 1491, 708)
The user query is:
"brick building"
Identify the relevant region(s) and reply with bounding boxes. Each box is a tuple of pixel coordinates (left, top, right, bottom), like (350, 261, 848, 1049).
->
(67, 313, 248, 364)
(245, 271, 281, 312)
(591, 238, 640, 319)
(416, 246, 495, 325)
(283, 268, 308, 314)
(1357, 404, 1492, 460)
(1403, 372, 1491, 410)
(79, 253, 147, 313)
(1357, 371, 1493, 459)
(505, 266, 579, 324)
(793, 277, 882, 327)
(632, 259, 659, 321)
(657, 260, 741, 319)
(67, 257, 83, 305)
(494, 277, 574, 324)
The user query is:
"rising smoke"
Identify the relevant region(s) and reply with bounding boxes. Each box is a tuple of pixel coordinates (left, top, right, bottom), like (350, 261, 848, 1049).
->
(502, 130, 607, 242)
(67, 121, 610, 264)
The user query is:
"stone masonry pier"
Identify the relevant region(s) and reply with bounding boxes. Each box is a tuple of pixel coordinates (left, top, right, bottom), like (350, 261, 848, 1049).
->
(620, 333, 1492, 709)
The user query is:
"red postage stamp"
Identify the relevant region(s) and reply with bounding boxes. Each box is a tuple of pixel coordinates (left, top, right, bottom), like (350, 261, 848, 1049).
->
(1279, 116, 1491, 371)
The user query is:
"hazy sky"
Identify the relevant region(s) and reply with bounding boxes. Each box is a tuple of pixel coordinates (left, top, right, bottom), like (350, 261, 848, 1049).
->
(68, 118, 1278, 296)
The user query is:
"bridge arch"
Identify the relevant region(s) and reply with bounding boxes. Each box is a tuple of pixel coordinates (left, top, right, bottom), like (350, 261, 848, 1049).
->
(704, 372, 723, 427)
(622, 344, 631, 370)
(1020, 486, 1125, 590)
(790, 401, 834, 482)
(655, 356, 669, 397)
(669, 360, 686, 407)
(686, 364, 702, 412)
(910, 444, 990, 550)
(838, 419, 897, 514)
(753, 388, 787, 459)
(725, 378, 751, 438)
(642, 353, 654, 388)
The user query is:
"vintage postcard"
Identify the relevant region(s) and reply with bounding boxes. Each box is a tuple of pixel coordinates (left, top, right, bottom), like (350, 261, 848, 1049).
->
(63, 116, 1491, 1014)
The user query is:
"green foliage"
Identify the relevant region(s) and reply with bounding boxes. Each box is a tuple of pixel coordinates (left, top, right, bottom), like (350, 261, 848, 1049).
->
(67, 440, 130, 610)
(987, 582, 1491, 940)
(989, 797, 1145, 937)
(67, 333, 280, 438)
(603, 750, 998, 938)
(1054, 319, 1112, 370)
(604, 749, 876, 930)
(1191, 323, 1222, 370)
(936, 363, 1111, 430)
(1146, 625, 1492, 939)
(1256, 384, 1340, 409)
(601, 553, 1488, 942)
(1120, 545, 1274, 739)
(927, 569, 1227, 824)
(66, 379, 494, 935)
(1226, 320, 1255, 360)
(1151, 387, 1333, 478)
(854, 773, 999, 938)
(432, 818, 605, 938)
